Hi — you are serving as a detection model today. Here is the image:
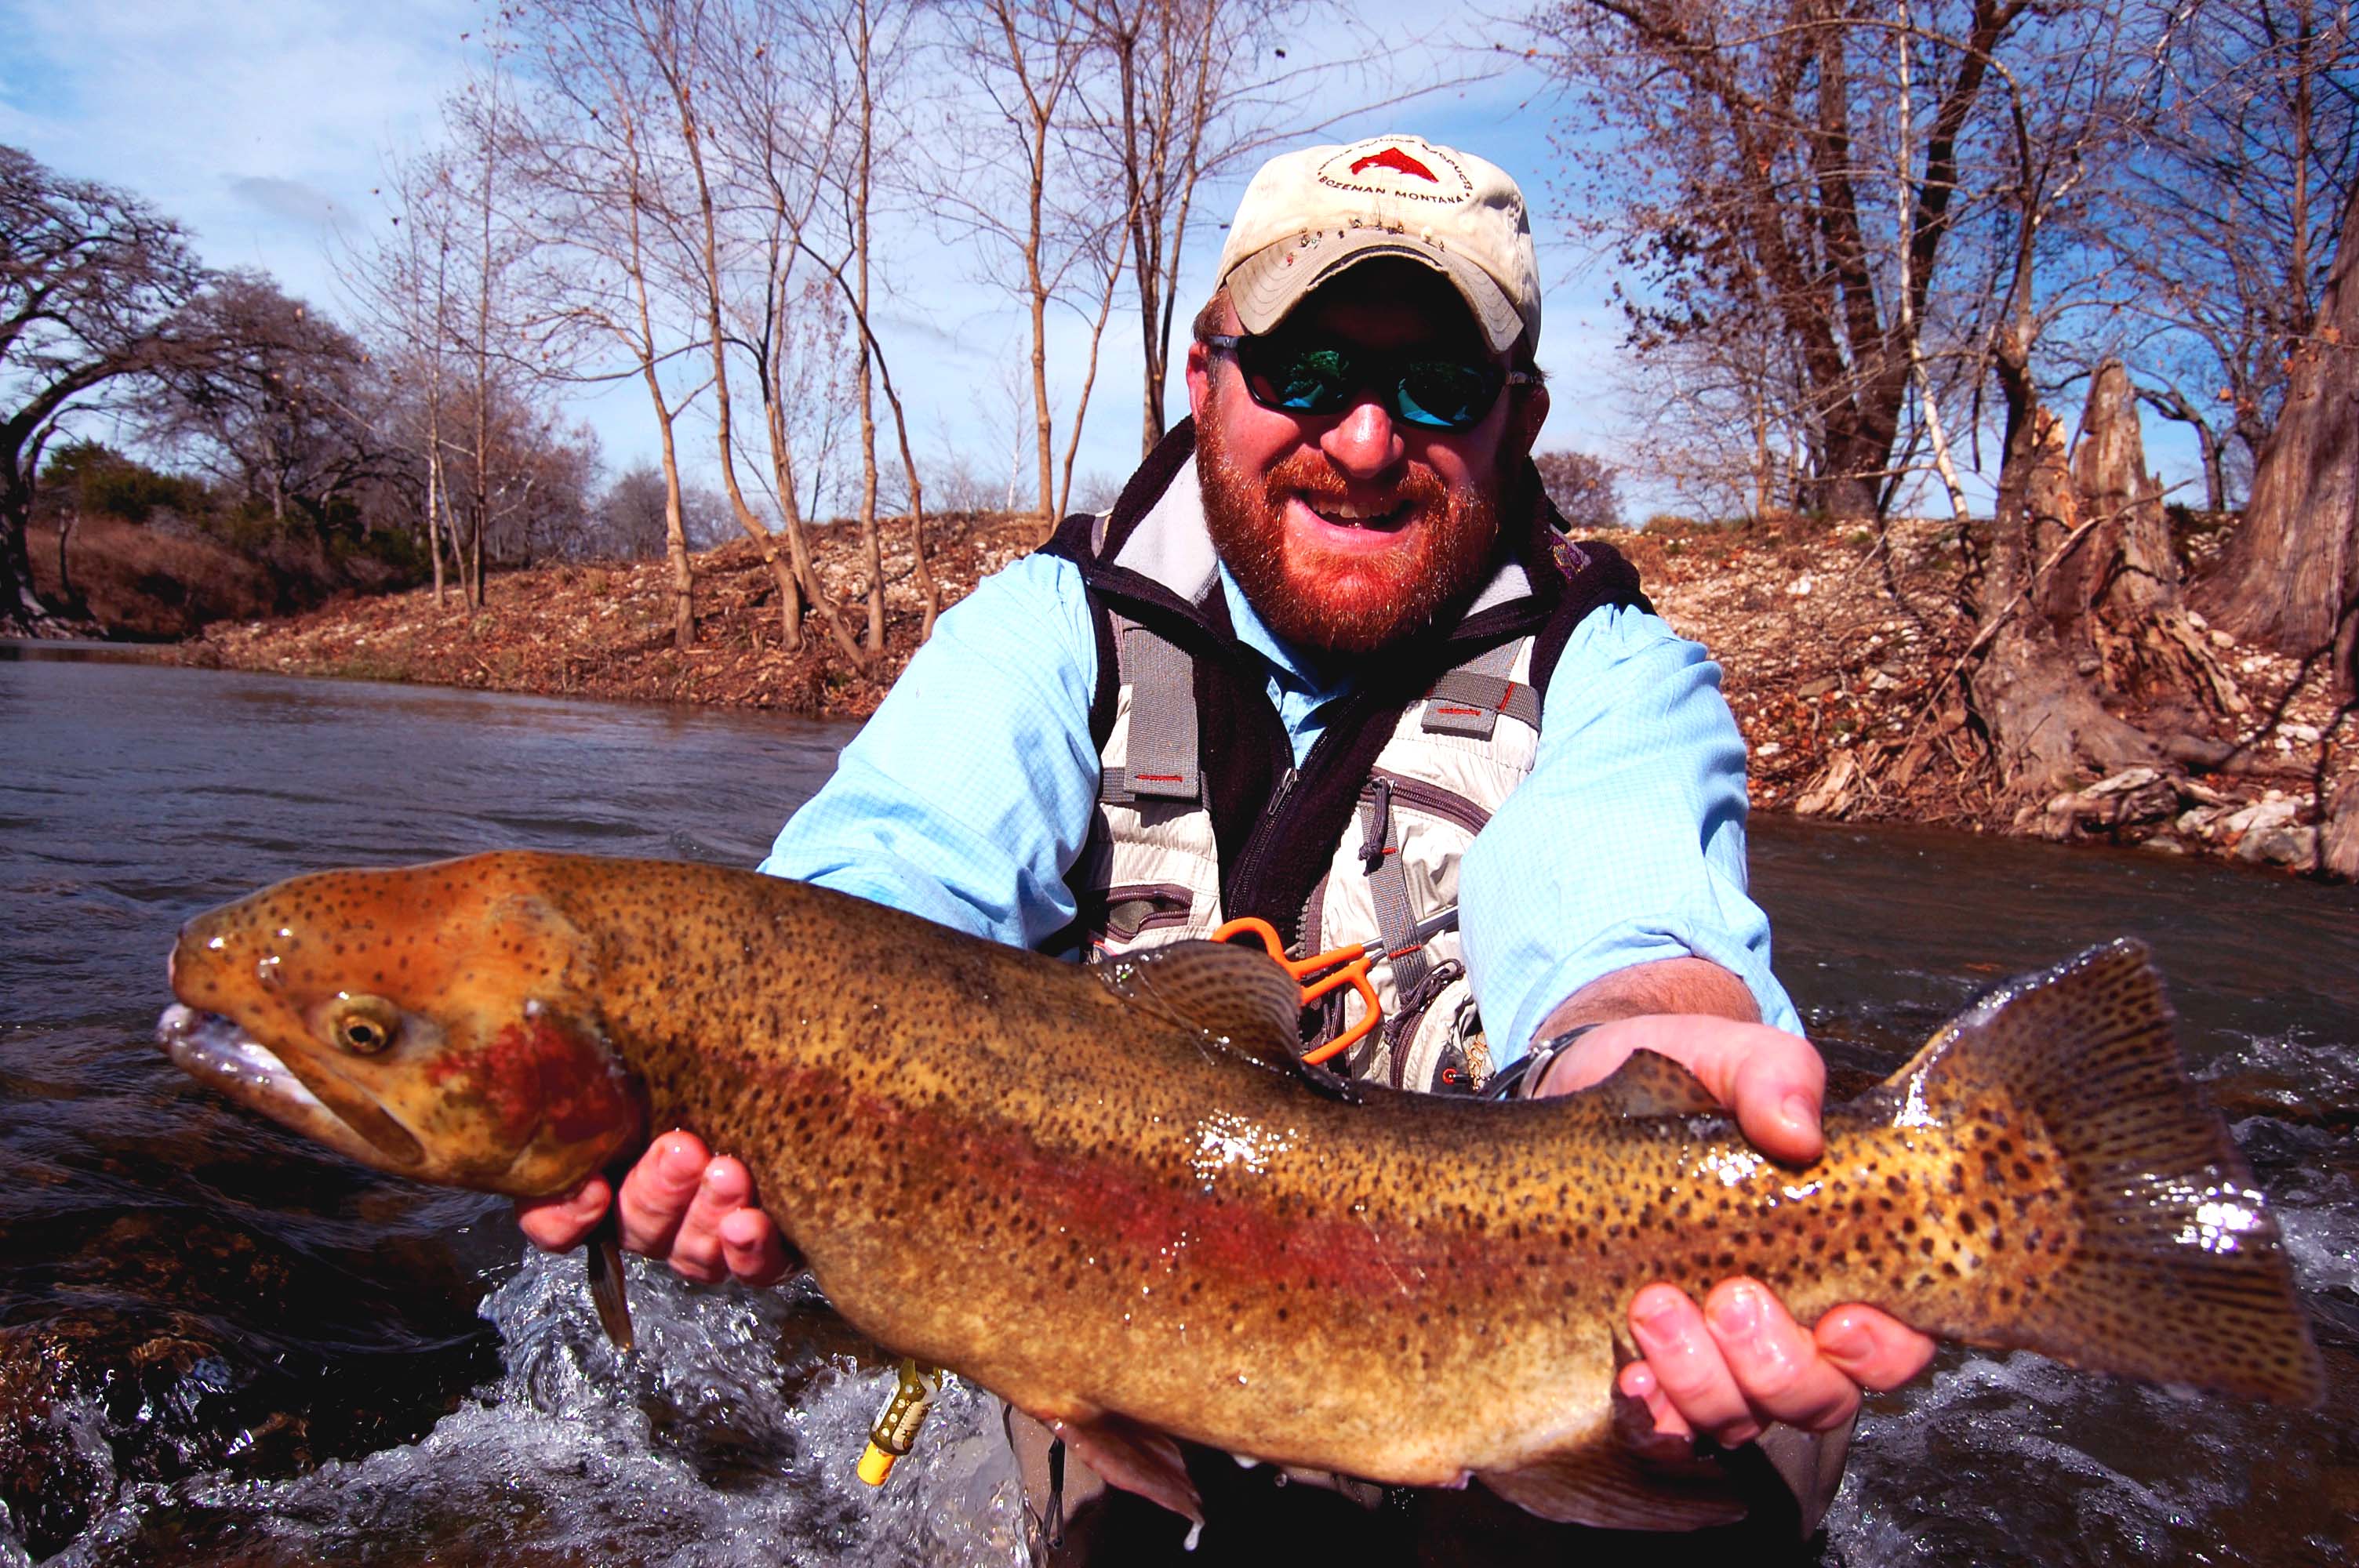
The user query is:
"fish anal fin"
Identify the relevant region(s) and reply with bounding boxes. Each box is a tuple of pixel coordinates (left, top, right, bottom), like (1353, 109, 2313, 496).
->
(1046, 1411, 1204, 1526)
(1479, 1439, 1746, 1531)
(586, 1210, 634, 1352)
(1097, 942, 1339, 1094)
(1585, 1048, 1723, 1118)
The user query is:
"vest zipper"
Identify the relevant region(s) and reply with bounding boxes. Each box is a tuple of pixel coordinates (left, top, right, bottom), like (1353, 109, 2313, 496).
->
(1368, 770, 1494, 837)
(1229, 759, 1301, 938)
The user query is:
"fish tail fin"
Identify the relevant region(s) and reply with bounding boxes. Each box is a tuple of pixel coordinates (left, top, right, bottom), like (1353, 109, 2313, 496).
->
(1898, 939, 2320, 1405)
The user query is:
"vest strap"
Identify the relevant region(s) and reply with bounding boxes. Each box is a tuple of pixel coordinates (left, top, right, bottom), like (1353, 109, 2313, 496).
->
(1111, 615, 1200, 802)
(1420, 642, 1541, 739)
(1357, 777, 1431, 1003)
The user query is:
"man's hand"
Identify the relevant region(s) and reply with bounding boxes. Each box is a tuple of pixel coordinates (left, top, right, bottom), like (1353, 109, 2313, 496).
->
(514, 1131, 796, 1287)
(1529, 1008, 1939, 1451)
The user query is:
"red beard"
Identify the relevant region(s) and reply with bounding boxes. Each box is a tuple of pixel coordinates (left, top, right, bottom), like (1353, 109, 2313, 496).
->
(1197, 415, 1502, 657)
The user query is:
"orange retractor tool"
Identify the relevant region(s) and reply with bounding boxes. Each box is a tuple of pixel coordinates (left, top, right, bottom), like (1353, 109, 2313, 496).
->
(1209, 916, 1387, 1065)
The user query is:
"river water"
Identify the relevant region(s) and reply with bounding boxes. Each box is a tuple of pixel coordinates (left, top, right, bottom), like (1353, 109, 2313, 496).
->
(2, 652, 2353, 1566)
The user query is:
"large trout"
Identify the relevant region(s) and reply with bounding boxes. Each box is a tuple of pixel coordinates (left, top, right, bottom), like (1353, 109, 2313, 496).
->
(154, 851, 2320, 1530)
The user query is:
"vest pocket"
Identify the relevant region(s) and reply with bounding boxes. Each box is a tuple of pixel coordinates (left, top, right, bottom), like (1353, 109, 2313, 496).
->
(1094, 883, 1196, 947)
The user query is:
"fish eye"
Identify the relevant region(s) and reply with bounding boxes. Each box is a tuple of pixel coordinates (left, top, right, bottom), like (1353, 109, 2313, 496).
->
(326, 995, 401, 1055)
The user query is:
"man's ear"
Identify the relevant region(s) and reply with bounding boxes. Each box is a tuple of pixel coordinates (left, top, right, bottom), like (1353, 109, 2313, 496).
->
(1185, 337, 1213, 421)
(1507, 380, 1550, 460)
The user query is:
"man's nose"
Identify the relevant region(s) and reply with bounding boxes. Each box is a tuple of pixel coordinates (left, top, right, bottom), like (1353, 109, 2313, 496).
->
(1318, 395, 1403, 478)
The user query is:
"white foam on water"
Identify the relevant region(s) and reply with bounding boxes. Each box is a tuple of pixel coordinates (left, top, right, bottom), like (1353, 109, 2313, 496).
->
(35, 1250, 1030, 1567)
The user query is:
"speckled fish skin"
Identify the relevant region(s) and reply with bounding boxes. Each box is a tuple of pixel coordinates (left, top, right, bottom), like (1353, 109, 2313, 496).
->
(158, 851, 2323, 1528)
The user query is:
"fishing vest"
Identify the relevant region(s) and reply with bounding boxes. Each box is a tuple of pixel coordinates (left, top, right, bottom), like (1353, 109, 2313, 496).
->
(1038, 419, 1647, 1095)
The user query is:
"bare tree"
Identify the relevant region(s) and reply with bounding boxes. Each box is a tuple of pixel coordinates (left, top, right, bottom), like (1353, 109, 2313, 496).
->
(136, 274, 383, 531)
(2112, 0, 2358, 491)
(1530, 0, 2039, 517)
(616, 0, 860, 659)
(1073, 0, 1298, 453)
(513, 0, 716, 650)
(339, 148, 464, 604)
(2199, 175, 2359, 696)
(1, 145, 213, 630)
(1532, 449, 1622, 530)
(936, 0, 1130, 527)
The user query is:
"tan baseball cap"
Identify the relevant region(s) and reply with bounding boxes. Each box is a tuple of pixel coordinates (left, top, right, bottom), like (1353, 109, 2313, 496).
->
(1215, 134, 1540, 354)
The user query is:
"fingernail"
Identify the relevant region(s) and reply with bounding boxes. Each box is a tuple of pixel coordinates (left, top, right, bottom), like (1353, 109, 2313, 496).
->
(1781, 1092, 1817, 1132)
(1634, 1287, 1680, 1330)
(1710, 1283, 1761, 1336)
(662, 1142, 705, 1179)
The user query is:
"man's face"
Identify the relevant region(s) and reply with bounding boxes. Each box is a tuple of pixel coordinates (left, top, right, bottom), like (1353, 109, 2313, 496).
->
(1187, 263, 1547, 657)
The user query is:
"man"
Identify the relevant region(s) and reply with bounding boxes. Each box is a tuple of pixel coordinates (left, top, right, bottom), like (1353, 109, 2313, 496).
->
(522, 134, 1933, 1549)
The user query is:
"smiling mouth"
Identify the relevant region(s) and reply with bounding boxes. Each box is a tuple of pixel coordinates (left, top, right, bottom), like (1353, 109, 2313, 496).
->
(1297, 494, 1409, 532)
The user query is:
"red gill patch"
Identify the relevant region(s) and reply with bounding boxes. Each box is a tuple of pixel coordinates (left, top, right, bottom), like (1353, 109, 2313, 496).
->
(449, 1015, 634, 1148)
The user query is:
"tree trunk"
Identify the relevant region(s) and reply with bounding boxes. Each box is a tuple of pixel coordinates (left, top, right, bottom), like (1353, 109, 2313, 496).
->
(2072, 361, 2244, 717)
(1968, 325, 2162, 803)
(2199, 176, 2359, 702)
(655, 405, 695, 652)
(0, 474, 45, 632)
(854, 0, 885, 659)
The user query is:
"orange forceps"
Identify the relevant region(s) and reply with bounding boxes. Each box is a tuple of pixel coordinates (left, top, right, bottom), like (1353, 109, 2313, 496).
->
(1211, 906, 1459, 1067)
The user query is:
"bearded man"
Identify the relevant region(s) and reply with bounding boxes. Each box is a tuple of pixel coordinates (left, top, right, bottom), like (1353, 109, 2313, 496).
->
(521, 135, 1936, 1556)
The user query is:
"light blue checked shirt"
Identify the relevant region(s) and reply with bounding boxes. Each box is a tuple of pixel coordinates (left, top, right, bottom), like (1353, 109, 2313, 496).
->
(760, 551, 1801, 1062)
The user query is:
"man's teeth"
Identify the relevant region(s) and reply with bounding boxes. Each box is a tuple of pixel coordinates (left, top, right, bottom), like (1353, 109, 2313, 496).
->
(1309, 498, 1398, 524)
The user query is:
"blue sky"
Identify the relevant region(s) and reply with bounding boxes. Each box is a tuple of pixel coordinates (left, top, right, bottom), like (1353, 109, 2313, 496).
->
(0, 1, 1658, 513)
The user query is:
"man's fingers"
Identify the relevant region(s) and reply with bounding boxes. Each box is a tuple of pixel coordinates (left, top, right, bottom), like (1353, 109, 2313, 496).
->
(667, 1156, 758, 1285)
(718, 1206, 797, 1287)
(615, 1130, 712, 1257)
(1627, 1283, 1759, 1446)
(1815, 1305, 1940, 1392)
(1533, 1016, 1825, 1165)
(515, 1177, 609, 1253)
(1707, 1029, 1824, 1164)
(1700, 1279, 1859, 1433)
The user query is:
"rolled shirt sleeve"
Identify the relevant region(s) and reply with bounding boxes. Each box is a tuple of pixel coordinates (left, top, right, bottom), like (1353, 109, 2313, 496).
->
(1459, 604, 1801, 1062)
(758, 552, 1101, 949)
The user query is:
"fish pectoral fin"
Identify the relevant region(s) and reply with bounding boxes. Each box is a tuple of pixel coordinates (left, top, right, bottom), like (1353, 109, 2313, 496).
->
(1096, 942, 1313, 1084)
(1045, 1411, 1204, 1526)
(1478, 1439, 1747, 1532)
(585, 1212, 634, 1352)
(1583, 1049, 1723, 1119)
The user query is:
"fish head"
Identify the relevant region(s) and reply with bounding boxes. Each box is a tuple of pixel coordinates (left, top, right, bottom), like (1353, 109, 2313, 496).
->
(157, 856, 644, 1198)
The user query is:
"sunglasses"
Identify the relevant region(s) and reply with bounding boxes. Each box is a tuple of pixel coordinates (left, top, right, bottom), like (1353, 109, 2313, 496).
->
(1204, 332, 1538, 432)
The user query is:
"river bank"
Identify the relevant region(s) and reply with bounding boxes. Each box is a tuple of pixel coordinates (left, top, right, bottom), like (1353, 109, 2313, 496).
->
(158, 509, 2350, 880)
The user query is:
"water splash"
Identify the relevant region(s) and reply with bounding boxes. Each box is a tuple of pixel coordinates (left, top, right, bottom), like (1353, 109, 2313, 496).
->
(23, 1252, 1028, 1567)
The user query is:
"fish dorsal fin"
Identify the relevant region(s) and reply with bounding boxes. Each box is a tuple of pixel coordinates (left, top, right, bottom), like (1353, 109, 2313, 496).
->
(1584, 1048, 1722, 1118)
(1478, 1437, 1746, 1530)
(1095, 942, 1358, 1100)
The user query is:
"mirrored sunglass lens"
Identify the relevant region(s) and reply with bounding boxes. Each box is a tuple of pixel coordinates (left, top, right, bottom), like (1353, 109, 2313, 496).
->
(1398, 362, 1493, 429)
(1256, 346, 1351, 412)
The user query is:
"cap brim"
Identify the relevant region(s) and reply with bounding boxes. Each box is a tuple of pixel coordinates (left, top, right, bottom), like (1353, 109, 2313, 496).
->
(1225, 231, 1527, 354)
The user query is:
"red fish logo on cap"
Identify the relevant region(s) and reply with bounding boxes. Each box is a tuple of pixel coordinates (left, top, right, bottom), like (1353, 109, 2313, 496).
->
(1349, 146, 1438, 183)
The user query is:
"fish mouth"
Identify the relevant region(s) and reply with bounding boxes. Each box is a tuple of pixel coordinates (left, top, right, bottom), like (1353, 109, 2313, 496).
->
(156, 1003, 426, 1171)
